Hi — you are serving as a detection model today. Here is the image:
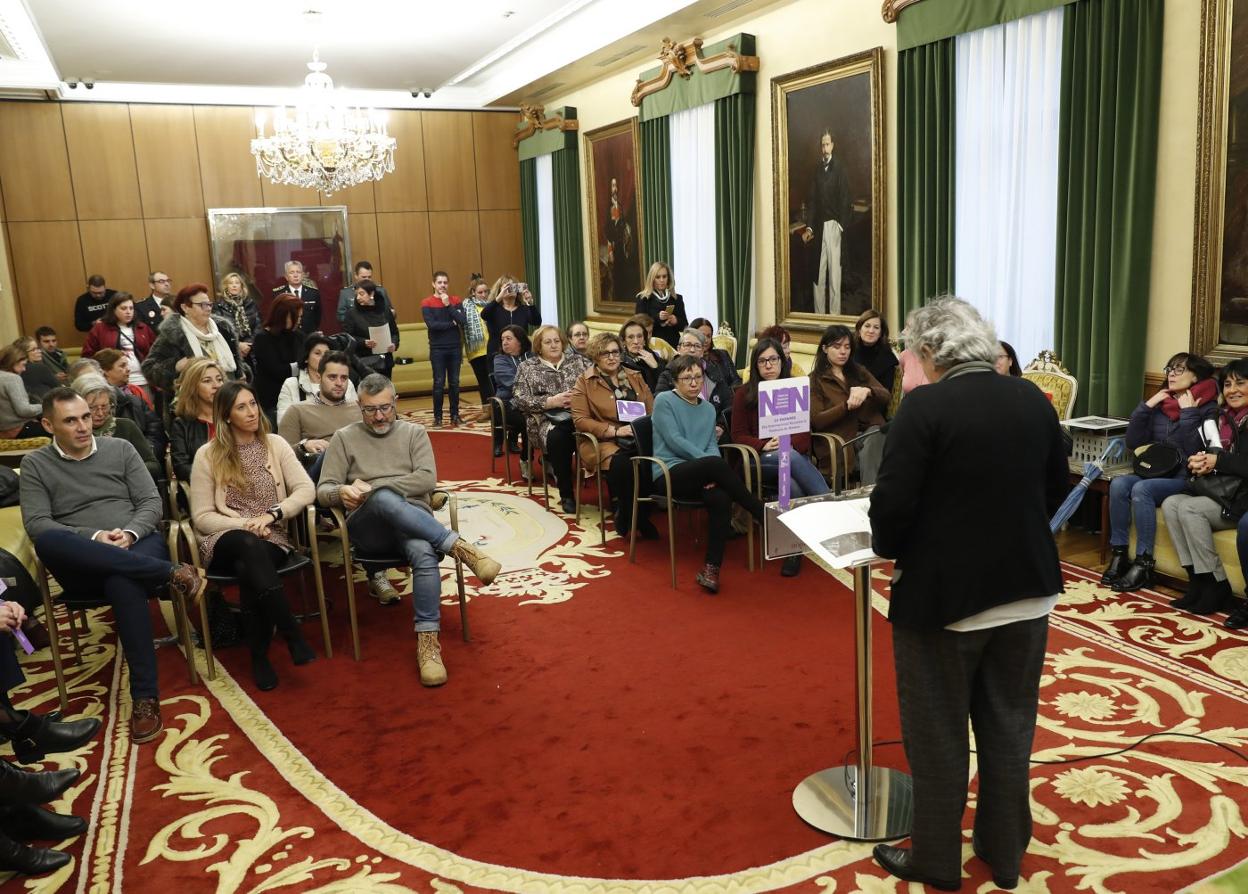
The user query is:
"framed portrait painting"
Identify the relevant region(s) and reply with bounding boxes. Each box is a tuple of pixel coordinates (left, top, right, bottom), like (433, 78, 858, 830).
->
(771, 48, 885, 331)
(1191, 0, 1248, 362)
(584, 118, 644, 315)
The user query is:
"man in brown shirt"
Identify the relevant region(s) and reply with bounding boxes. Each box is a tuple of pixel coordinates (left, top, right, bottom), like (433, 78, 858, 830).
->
(277, 351, 357, 482)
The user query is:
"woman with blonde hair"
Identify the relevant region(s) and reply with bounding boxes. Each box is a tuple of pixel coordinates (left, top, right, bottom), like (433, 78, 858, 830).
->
(169, 358, 225, 483)
(634, 262, 687, 347)
(213, 272, 260, 360)
(462, 274, 494, 401)
(189, 379, 316, 690)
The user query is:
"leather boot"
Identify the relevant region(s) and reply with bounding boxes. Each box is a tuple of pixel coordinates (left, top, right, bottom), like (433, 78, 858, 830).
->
(1100, 546, 1130, 586)
(415, 631, 448, 687)
(0, 804, 87, 842)
(1226, 598, 1248, 629)
(1189, 575, 1233, 615)
(0, 830, 70, 876)
(240, 608, 278, 691)
(0, 761, 79, 806)
(1171, 566, 1202, 609)
(695, 563, 721, 594)
(450, 538, 501, 585)
(0, 710, 100, 764)
(262, 587, 316, 666)
(1111, 553, 1155, 592)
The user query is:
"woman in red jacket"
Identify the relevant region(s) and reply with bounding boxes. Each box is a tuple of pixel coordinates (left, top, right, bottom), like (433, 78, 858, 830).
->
(81, 292, 156, 398)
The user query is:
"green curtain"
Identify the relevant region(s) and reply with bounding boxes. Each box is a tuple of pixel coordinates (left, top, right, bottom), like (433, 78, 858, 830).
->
(1054, 0, 1163, 417)
(897, 38, 956, 322)
(640, 116, 673, 275)
(519, 158, 540, 305)
(551, 144, 585, 326)
(714, 93, 755, 366)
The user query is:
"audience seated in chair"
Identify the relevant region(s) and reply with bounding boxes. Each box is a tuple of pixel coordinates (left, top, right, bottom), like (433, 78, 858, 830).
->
(0, 345, 42, 439)
(19, 387, 206, 743)
(810, 324, 891, 486)
(189, 380, 318, 691)
(276, 335, 358, 423)
(571, 331, 657, 539)
(565, 321, 590, 359)
(72, 373, 161, 486)
(13, 337, 59, 402)
(691, 318, 742, 390)
(142, 283, 244, 398)
(654, 328, 734, 429)
(511, 325, 592, 515)
(277, 350, 358, 483)
(731, 337, 830, 577)
(620, 316, 665, 394)
(651, 354, 764, 594)
(80, 293, 157, 404)
(1101, 351, 1218, 593)
(95, 348, 166, 460)
(168, 358, 224, 486)
(853, 309, 898, 394)
(756, 325, 805, 378)
(316, 373, 500, 687)
(491, 325, 532, 469)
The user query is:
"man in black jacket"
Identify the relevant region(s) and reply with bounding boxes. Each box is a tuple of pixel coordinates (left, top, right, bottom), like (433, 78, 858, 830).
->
(868, 297, 1068, 892)
(72, 275, 115, 333)
(272, 260, 321, 335)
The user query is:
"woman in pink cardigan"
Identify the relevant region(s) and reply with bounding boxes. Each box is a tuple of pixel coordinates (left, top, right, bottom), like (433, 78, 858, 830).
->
(189, 379, 316, 691)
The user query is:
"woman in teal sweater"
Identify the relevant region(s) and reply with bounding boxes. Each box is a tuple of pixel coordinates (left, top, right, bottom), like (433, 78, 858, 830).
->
(651, 354, 763, 593)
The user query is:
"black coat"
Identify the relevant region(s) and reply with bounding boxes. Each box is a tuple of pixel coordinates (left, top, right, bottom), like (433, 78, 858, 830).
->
(169, 416, 210, 484)
(115, 389, 167, 461)
(251, 329, 305, 413)
(273, 284, 322, 334)
(634, 292, 688, 347)
(141, 313, 244, 395)
(868, 363, 1069, 629)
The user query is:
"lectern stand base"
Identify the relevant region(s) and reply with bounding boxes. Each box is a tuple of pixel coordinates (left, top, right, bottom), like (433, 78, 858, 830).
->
(792, 765, 914, 841)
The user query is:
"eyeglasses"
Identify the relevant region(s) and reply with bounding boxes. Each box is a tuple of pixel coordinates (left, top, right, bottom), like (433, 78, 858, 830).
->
(1164, 365, 1188, 375)
(361, 403, 394, 416)
(599, 349, 621, 358)
(678, 342, 702, 350)
(758, 356, 782, 367)
(153, 278, 171, 284)
(189, 300, 213, 309)
(677, 374, 704, 384)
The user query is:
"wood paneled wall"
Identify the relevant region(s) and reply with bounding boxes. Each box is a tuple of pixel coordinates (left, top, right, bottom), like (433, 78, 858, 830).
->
(0, 102, 523, 345)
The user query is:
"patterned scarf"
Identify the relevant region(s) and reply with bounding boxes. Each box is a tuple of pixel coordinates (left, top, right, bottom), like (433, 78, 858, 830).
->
(463, 298, 487, 353)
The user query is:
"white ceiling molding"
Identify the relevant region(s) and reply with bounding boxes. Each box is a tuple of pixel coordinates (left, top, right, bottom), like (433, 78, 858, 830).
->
(0, 0, 60, 91)
(54, 80, 484, 110)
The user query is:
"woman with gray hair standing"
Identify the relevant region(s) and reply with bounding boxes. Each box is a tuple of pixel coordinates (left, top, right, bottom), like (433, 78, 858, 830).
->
(868, 297, 1068, 891)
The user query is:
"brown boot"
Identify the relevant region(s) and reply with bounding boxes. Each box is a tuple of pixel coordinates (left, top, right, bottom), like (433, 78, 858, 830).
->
(428, 491, 448, 511)
(168, 564, 207, 608)
(450, 538, 500, 585)
(416, 631, 447, 687)
(696, 564, 721, 594)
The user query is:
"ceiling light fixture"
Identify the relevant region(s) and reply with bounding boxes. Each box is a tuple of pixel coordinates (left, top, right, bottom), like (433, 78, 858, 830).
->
(250, 46, 396, 196)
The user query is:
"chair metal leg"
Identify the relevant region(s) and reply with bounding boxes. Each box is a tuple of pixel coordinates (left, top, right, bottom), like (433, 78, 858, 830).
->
(198, 591, 217, 681)
(67, 609, 83, 666)
(666, 501, 677, 590)
(338, 526, 361, 661)
(37, 564, 70, 714)
(448, 496, 469, 642)
(574, 452, 583, 524)
(307, 509, 333, 659)
(629, 465, 640, 564)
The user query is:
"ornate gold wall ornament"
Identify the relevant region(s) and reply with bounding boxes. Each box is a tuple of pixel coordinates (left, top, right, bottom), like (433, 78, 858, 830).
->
(511, 105, 579, 148)
(881, 0, 926, 24)
(630, 37, 760, 107)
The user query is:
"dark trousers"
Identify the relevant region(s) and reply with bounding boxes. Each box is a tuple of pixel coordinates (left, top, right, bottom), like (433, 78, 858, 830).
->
(891, 615, 1050, 882)
(33, 529, 172, 700)
(665, 456, 763, 565)
(0, 641, 22, 695)
(469, 355, 493, 401)
(544, 420, 576, 500)
(492, 403, 528, 453)
(207, 530, 298, 655)
(605, 453, 649, 528)
(429, 346, 462, 421)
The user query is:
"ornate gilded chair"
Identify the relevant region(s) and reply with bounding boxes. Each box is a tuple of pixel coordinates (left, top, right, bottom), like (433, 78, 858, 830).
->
(1022, 350, 1079, 420)
(649, 338, 676, 362)
(712, 323, 738, 365)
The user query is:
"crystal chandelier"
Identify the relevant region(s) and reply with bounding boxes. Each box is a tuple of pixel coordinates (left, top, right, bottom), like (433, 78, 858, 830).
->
(251, 48, 396, 196)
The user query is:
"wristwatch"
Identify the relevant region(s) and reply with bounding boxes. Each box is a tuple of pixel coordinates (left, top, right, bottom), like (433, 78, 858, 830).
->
(267, 504, 284, 522)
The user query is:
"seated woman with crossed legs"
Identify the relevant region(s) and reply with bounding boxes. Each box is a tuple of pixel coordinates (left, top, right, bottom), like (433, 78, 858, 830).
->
(652, 353, 764, 594)
(189, 380, 317, 691)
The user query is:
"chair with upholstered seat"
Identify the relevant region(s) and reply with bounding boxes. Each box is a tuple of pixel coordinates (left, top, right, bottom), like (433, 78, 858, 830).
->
(329, 491, 469, 661)
(1022, 350, 1079, 420)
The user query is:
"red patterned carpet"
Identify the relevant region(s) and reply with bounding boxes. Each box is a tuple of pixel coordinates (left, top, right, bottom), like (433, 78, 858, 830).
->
(4, 431, 1248, 892)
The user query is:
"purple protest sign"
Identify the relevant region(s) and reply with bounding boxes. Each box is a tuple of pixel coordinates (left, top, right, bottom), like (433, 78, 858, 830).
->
(758, 378, 811, 509)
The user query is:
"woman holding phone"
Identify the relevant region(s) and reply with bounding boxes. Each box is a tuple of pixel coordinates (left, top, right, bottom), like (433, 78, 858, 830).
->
(634, 262, 688, 348)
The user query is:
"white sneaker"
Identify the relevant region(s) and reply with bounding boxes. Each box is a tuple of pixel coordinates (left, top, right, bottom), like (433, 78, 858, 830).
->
(368, 572, 401, 605)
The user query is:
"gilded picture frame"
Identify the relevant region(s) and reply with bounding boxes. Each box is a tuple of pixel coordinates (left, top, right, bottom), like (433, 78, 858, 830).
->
(1191, 0, 1248, 362)
(584, 118, 645, 316)
(771, 47, 885, 333)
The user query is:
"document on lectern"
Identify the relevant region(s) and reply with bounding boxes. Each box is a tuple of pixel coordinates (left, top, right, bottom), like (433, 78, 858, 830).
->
(777, 497, 876, 568)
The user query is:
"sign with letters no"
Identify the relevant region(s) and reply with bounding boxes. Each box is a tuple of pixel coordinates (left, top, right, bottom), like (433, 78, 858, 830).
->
(758, 378, 811, 509)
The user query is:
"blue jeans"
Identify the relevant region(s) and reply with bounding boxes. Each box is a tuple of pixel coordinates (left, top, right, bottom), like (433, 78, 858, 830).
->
(429, 346, 462, 421)
(34, 530, 172, 699)
(760, 450, 830, 498)
(1108, 473, 1188, 554)
(345, 487, 457, 632)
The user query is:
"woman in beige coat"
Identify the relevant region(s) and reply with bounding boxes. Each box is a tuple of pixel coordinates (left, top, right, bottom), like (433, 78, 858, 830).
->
(189, 379, 315, 690)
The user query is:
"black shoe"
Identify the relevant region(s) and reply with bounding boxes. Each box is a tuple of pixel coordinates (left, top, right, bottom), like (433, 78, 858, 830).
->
(971, 837, 1019, 890)
(636, 518, 660, 540)
(1100, 546, 1130, 585)
(1111, 554, 1155, 592)
(0, 831, 71, 876)
(251, 655, 278, 691)
(0, 804, 87, 842)
(493, 445, 504, 458)
(287, 636, 316, 666)
(613, 508, 632, 537)
(0, 710, 101, 764)
(781, 555, 802, 577)
(1171, 567, 1203, 609)
(0, 761, 79, 806)
(1189, 576, 1233, 615)
(560, 497, 577, 515)
(1227, 600, 1248, 629)
(431, 419, 443, 429)
(451, 415, 464, 426)
(871, 844, 960, 891)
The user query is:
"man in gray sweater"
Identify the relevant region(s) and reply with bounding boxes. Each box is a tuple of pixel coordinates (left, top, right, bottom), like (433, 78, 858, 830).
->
(20, 388, 206, 744)
(317, 374, 500, 687)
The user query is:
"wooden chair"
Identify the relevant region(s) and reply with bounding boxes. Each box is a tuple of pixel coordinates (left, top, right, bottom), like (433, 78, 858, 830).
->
(1022, 350, 1079, 420)
(487, 372, 520, 482)
(36, 523, 198, 712)
(329, 491, 469, 661)
(627, 415, 756, 589)
(573, 431, 607, 545)
(886, 370, 904, 419)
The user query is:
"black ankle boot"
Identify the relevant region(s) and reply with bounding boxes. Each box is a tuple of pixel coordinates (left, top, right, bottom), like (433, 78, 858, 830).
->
(262, 587, 316, 666)
(0, 830, 70, 876)
(1100, 546, 1130, 585)
(240, 609, 278, 691)
(1173, 568, 1207, 609)
(0, 710, 101, 764)
(1226, 598, 1248, 629)
(1111, 553, 1155, 592)
(1189, 576, 1233, 615)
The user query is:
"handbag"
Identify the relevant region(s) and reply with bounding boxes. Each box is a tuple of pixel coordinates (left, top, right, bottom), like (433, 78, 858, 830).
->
(1132, 443, 1182, 479)
(1188, 471, 1247, 521)
(544, 409, 572, 424)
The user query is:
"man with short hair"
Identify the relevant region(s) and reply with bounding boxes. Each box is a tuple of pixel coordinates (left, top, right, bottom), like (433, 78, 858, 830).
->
(34, 328, 68, 382)
(420, 271, 466, 427)
(317, 374, 499, 686)
(19, 388, 206, 743)
(134, 272, 171, 330)
(73, 275, 115, 333)
(336, 261, 391, 322)
(272, 260, 321, 334)
(801, 129, 852, 316)
(277, 350, 358, 482)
